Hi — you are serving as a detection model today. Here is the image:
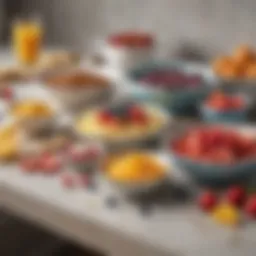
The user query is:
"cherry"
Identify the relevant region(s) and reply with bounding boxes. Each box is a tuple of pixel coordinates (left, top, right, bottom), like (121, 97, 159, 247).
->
(78, 174, 90, 187)
(41, 155, 62, 174)
(198, 191, 218, 212)
(245, 195, 256, 218)
(85, 147, 100, 159)
(129, 106, 147, 124)
(0, 87, 13, 100)
(98, 110, 114, 124)
(20, 158, 39, 173)
(226, 185, 245, 206)
(61, 173, 75, 188)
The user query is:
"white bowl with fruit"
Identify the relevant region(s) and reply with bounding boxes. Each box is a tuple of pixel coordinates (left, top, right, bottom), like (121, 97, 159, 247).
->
(75, 102, 170, 151)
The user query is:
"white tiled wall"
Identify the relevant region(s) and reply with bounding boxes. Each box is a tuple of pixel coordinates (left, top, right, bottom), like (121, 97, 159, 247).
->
(22, 0, 256, 59)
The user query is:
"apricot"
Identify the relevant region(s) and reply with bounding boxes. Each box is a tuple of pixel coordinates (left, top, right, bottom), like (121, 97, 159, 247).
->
(212, 56, 232, 75)
(245, 63, 256, 78)
(220, 63, 241, 79)
(232, 45, 255, 64)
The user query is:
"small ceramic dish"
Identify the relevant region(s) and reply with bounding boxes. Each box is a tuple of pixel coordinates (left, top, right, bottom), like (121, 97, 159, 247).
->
(103, 152, 169, 195)
(75, 103, 171, 152)
(200, 94, 251, 123)
(10, 99, 59, 136)
(90, 32, 155, 71)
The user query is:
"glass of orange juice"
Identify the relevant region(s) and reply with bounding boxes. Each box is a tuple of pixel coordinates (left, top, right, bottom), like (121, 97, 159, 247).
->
(12, 17, 43, 66)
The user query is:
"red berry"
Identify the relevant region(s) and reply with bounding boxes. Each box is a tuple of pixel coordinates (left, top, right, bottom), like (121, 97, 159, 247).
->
(85, 147, 99, 159)
(1, 87, 13, 100)
(41, 156, 62, 174)
(61, 173, 75, 188)
(70, 149, 87, 162)
(98, 111, 114, 124)
(129, 106, 148, 124)
(198, 191, 217, 212)
(78, 174, 90, 187)
(226, 186, 245, 206)
(20, 158, 39, 173)
(245, 195, 256, 218)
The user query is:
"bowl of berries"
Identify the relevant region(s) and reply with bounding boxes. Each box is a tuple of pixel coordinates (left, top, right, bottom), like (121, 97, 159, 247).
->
(169, 126, 256, 185)
(128, 62, 216, 115)
(75, 102, 170, 151)
(200, 91, 251, 123)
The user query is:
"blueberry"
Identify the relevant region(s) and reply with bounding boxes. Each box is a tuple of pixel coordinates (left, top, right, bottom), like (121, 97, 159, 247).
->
(108, 102, 133, 118)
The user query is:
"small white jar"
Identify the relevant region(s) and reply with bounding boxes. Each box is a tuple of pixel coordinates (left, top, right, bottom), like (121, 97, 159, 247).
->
(92, 32, 155, 71)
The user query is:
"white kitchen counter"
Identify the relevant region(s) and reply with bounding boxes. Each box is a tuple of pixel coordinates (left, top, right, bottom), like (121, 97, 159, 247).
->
(0, 50, 256, 256)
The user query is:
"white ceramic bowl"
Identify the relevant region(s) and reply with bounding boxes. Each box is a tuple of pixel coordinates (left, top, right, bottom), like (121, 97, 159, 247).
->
(49, 86, 112, 111)
(91, 40, 154, 71)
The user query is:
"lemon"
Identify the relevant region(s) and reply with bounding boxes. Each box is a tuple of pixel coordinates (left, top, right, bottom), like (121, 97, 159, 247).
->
(212, 203, 239, 227)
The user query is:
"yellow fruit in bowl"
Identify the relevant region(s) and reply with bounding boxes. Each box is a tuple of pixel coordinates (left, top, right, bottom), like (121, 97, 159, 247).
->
(106, 152, 165, 183)
(12, 100, 53, 119)
(0, 124, 18, 161)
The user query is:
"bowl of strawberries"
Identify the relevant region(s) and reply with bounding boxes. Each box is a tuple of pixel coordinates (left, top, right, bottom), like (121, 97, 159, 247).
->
(169, 126, 256, 185)
(200, 91, 250, 123)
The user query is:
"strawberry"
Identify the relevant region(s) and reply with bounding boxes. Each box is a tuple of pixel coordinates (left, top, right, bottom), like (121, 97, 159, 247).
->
(41, 155, 62, 174)
(226, 186, 245, 206)
(78, 174, 90, 187)
(245, 195, 256, 218)
(129, 106, 148, 124)
(98, 110, 114, 124)
(1, 87, 13, 100)
(61, 173, 75, 188)
(198, 191, 218, 212)
(20, 158, 39, 173)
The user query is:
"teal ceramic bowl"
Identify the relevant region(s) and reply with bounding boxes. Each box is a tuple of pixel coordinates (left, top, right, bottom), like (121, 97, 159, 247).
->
(200, 94, 251, 123)
(200, 104, 249, 123)
(170, 150, 256, 186)
(169, 124, 256, 186)
(127, 61, 217, 115)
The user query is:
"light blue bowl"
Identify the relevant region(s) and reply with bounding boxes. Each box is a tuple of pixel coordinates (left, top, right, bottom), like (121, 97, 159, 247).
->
(200, 104, 249, 123)
(170, 150, 256, 186)
(127, 61, 217, 115)
(200, 94, 250, 123)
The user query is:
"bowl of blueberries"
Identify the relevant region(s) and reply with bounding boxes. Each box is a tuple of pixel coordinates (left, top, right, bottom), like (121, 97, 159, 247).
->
(128, 61, 217, 115)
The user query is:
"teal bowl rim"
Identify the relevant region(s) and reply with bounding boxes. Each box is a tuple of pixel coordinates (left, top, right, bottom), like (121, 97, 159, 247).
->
(170, 148, 256, 174)
(199, 94, 251, 122)
(127, 60, 218, 95)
